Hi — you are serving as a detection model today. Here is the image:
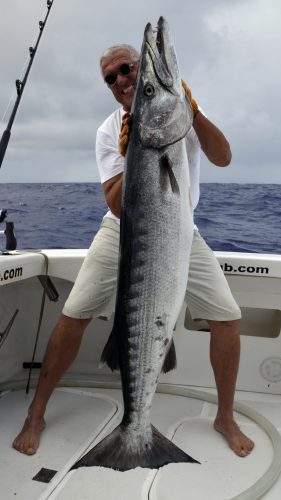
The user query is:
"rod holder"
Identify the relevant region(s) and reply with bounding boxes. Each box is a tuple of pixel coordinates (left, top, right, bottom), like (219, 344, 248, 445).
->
(0, 211, 17, 250)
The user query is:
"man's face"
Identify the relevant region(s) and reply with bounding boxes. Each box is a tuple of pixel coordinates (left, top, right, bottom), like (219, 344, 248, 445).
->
(101, 49, 138, 112)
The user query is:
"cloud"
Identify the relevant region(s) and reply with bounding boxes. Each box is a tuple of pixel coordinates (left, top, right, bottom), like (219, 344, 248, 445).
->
(0, 0, 280, 182)
(199, 0, 281, 175)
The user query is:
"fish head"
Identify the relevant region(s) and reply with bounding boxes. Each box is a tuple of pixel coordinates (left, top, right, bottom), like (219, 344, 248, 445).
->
(131, 16, 193, 149)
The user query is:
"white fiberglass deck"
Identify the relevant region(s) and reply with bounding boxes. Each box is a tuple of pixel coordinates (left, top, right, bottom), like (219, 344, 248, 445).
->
(1, 382, 281, 500)
(1, 250, 281, 498)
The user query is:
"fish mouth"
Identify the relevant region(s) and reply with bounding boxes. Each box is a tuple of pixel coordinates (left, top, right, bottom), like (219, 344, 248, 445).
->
(144, 17, 174, 88)
(155, 17, 167, 63)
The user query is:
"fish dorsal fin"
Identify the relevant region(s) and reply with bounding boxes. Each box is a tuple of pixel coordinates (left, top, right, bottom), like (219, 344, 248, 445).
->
(162, 338, 177, 373)
(100, 328, 120, 371)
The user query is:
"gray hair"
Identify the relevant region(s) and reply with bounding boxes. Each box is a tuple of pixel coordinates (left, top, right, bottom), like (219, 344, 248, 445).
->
(100, 44, 140, 69)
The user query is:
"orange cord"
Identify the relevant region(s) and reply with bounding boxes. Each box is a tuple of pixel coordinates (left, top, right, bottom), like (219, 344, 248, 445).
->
(181, 80, 198, 116)
(118, 112, 132, 157)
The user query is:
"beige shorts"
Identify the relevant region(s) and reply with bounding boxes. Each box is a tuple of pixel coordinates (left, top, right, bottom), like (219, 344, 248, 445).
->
(63, 218, 120, 319)
(63, 218, 241, 322)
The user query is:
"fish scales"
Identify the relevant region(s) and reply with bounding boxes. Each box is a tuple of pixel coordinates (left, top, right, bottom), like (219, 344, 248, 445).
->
(72, 16, 199, 471)
(122, 148, 188, 420)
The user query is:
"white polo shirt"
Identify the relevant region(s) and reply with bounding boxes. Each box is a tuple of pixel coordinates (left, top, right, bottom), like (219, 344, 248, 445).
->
(96, 107, 201, 222)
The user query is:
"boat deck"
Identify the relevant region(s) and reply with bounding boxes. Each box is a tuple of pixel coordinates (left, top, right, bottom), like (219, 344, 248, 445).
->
(1, 379, 281, 500)
(1, 250, 281, 498)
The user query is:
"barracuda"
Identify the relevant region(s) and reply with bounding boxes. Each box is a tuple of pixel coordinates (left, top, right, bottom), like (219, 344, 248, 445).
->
(73, 16, 198, 471)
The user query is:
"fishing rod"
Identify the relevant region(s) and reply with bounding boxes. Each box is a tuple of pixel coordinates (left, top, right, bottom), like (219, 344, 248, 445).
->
(0, 0, 55, 168)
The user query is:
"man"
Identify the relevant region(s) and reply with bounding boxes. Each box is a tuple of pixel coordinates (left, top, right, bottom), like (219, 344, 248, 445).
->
(13, 44, 254, 458)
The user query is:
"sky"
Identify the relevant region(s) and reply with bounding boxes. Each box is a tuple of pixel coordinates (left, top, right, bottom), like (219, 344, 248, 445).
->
(0, 0, 280, 183)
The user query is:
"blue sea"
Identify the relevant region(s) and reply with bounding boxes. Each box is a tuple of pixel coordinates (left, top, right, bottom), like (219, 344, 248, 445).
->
(0, 183, 280, 254)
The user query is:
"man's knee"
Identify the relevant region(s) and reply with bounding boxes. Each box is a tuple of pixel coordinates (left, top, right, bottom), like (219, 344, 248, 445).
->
(208, 318, 240, 336)
(222, 318, 240, 328)
(58, 314, 92, 335)
(222, 319, 240, 338)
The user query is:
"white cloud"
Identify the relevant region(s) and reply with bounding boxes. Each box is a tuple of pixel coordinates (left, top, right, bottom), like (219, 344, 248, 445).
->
(0, 0, 280, 182)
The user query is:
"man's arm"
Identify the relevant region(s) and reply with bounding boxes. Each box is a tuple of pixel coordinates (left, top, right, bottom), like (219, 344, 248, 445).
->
(102, 106, 230, 217)
(103, 172, 123, 218)
(192, 110, 232, 167)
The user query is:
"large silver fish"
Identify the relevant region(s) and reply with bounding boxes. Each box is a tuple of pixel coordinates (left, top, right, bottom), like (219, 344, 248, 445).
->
(73, 16, 198, 471)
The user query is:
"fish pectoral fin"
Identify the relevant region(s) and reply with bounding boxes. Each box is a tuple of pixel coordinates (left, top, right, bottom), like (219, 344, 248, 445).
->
(161, 338, 177, 373)
(100, 328, 120, 371)
(160, 155, 180, 194)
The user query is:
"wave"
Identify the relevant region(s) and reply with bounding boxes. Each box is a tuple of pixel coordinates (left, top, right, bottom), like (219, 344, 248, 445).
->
(0, 183, 279, 253)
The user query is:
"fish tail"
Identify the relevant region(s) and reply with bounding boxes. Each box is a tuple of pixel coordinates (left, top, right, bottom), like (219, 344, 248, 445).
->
(71, 424, 199, 472)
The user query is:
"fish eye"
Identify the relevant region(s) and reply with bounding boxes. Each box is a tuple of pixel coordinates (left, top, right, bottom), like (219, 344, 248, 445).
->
(144, 83, 155, 97)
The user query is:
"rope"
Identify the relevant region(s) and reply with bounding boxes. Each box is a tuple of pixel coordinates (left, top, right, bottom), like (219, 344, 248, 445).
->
(181, 79, 199, 116)
(118, 82, 198, 157)
(118, 112, 131, 157)
(25, 252, 49, 394)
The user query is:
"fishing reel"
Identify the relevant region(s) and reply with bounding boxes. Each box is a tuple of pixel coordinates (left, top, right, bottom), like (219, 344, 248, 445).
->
(0, 209, 17, 251)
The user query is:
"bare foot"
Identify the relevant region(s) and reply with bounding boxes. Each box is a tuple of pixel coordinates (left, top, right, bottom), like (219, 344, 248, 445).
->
(12, 414, 46, 455)
(214, 416, 254, 457)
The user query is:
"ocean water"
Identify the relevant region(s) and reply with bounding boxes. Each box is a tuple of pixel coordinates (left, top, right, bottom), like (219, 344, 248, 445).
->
(0, 183, 280, 254)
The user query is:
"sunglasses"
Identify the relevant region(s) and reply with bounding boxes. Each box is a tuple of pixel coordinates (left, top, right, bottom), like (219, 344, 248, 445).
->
(104, 63, 136, 86)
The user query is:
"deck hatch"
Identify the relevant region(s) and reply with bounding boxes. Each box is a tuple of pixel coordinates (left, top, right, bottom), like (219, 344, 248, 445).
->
(32, 467, 57, 483)
(185, 307, 281, 338)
